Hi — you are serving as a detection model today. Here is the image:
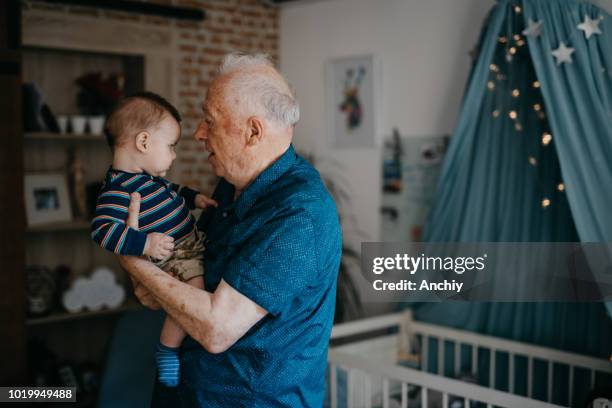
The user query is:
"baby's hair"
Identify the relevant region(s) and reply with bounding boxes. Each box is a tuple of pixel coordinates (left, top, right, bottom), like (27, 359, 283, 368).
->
(104, 91, 182, 150)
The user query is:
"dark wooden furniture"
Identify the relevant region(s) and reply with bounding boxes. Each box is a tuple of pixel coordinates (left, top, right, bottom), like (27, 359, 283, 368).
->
(0, 0, 27, 386)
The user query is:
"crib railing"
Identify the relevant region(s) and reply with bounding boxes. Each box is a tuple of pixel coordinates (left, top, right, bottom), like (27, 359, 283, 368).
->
(328, 311, 612, 408)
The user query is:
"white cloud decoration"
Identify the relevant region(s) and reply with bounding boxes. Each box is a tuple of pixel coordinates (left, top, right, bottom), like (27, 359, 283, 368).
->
(62, 267, 125, 312)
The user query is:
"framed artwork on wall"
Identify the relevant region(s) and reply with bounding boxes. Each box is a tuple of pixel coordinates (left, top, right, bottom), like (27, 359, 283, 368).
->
(326, 54, 380, 148)
(24, 173, 73, 226)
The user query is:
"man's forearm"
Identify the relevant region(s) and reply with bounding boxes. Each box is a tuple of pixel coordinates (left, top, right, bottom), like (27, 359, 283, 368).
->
(121, 256, 218, 349)
(130, 274, 162, 309)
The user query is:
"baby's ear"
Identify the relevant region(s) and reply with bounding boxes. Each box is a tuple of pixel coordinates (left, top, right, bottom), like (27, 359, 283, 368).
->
(135, 131, 149, 153)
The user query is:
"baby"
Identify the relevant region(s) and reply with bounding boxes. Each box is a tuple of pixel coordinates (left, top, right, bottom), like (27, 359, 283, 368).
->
(91, 91, 216, 387)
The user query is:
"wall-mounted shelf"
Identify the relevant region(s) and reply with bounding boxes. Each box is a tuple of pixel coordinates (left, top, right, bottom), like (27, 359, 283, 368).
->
(27, 299, 142, 326)
(18, 18, 157, 395)
(31, 0, 206, 21)
(26, 220, 91, 233)
(25, 132, 105, 141)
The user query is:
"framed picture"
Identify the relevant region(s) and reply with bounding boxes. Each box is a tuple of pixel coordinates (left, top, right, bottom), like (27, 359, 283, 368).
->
(24, 173, 73, 226)
(326, 54, 380, 148)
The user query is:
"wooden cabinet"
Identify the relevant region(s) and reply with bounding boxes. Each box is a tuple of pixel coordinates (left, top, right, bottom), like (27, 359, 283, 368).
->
(20, 48, 143, 403)
(11, 8, 176, 400)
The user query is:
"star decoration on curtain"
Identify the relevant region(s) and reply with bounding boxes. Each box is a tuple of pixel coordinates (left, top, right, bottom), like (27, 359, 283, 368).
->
(551, 41, 575, 65)
(577, 15, 603, 39)
(522, 19, 543, 37)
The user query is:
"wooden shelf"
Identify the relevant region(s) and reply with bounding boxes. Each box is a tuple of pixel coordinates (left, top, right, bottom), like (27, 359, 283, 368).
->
(27, 299, 143, 326)
(25, 132, 105, 141)
(26, 220, 91, 233)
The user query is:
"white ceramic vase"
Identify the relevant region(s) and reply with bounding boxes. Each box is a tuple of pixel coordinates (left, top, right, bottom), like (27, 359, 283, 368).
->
(56, 115, 69, 134)
(88, 115, 105, 135)
(71, 115, 87, 134)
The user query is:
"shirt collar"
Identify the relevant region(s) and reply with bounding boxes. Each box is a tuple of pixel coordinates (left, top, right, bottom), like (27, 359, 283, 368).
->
(233, 144, 297, 220)
(105, 166, 168, 187)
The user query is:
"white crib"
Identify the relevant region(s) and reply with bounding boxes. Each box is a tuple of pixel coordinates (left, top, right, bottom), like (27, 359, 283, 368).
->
(327, 311, 612, 408)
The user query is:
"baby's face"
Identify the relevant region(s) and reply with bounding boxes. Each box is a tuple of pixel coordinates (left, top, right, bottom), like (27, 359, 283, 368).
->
(142, 115, 180, 177)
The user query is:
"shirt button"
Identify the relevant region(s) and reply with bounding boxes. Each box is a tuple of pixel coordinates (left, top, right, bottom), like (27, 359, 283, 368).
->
(222, 211, 228, 218)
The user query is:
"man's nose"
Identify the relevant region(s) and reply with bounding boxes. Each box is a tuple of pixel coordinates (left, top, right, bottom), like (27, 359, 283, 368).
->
(193, 121, 207, 141)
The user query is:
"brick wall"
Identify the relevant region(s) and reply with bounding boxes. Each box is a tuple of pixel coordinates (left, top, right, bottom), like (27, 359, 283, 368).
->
(174, 0, 279, 193)
(22, 0, 279, 195)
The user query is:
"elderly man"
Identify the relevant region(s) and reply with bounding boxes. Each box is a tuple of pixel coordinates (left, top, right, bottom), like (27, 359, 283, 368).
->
(118, 53, 342, 407)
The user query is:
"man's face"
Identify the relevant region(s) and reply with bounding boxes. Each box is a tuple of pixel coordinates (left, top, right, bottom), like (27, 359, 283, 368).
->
(194, 81, 246, 181)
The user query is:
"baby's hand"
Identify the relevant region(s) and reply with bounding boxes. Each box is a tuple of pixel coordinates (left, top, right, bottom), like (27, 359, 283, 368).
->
(144, 233, 175, 259)
(194, 194, 218, 210)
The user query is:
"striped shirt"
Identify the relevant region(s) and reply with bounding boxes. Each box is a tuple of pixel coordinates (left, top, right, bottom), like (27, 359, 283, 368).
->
(91, 167, 199, 256)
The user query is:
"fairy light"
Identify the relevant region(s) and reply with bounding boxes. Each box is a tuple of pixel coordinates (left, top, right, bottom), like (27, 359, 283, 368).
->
(485, 17, 555, 205)
(557, 183, 565, 192)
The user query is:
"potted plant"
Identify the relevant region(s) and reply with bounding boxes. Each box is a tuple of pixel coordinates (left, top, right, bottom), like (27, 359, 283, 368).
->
(74, 72, 124, 135)
(301, 153, 365, 323)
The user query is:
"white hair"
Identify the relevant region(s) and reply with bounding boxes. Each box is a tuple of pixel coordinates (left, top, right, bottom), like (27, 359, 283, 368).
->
(218, 52, 300, 128)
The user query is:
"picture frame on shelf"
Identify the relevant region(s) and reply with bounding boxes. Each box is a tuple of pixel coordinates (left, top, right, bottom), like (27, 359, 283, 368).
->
(326, 54, 380, 148)
(24, 173, 73, 226)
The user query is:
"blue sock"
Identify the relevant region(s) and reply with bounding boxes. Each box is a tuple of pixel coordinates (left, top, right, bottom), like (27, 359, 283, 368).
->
(155, 342, 180, 387)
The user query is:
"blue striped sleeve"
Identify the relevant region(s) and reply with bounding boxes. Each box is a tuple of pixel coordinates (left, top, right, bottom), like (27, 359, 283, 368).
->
(170, 183, 199, 210)
(91, 188, 147, 255)
(179, 186, 199, 210)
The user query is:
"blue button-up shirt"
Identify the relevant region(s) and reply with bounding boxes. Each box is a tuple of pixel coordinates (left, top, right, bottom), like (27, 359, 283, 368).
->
(180, 145, 342, 407)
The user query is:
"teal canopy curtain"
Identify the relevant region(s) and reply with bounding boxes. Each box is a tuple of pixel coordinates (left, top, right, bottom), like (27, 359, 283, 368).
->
(417, 0, 612, 367)
(524, 1, 612, 249)
(329, 1, 612, 406)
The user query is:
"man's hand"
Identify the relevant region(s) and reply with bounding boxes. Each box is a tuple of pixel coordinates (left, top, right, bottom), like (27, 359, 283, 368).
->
(126, 192, 175, 259)
(123, 192, 161, 310)
(124, 265, 161, 310)
(131, 276, 162, 310)
(143, 233, 175, 259)
(125, 192, 142, 230)
(194, 193, 218, 210)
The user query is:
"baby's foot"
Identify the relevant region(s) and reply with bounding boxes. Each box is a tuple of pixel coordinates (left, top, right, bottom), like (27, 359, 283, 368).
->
(155, 342, 180, 387)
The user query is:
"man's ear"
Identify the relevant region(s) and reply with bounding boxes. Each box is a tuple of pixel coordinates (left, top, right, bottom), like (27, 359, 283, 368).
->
(246, 116, 265, 147)
(135, 131, 150, 153)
